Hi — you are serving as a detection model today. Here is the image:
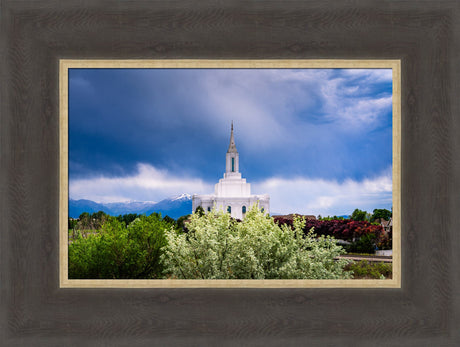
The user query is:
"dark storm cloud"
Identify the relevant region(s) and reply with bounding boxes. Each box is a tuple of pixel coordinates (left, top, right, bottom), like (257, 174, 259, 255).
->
(69, 68, 393, 215)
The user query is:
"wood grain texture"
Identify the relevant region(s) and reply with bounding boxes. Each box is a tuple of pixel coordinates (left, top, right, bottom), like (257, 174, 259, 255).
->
(1, 0, 459, 346)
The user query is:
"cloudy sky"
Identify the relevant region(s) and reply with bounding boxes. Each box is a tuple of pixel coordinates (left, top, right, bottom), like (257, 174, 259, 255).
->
(69, 68, 393, 216)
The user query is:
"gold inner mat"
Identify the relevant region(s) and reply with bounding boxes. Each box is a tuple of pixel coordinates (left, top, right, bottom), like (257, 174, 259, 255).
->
(60, 59, 401, 288)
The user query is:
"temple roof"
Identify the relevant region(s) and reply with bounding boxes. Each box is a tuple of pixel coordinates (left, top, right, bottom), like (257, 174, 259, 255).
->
(227, 121, 238, 153)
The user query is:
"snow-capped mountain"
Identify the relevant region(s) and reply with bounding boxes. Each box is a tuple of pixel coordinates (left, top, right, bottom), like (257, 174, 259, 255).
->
(171, 193, 191, 201)
(143, 194, 192, 218)
(69, 194, 192, 219)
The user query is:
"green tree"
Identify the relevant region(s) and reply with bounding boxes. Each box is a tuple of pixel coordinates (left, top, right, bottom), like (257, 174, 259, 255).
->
(116, 213, 142, 226)
(163, 215, 176, 225)
(194, 206, 205, 217)
(344, 233, 377, 254)
(162, 206, 352, 280)
(78, 212, 91, 229)
(75, 211, 109, 234)
(68, 218, 78, 231)
(351, 208, 367, 221)
(371, 208, 392, 222)
(125, 214, 172, 278)
(176, 214, 191, 232)
(69, 214, 172, 279)
(69, 217, 127, 279)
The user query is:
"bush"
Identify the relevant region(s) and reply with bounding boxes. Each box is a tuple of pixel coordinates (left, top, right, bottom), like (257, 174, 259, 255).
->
(69, 213, 173, 279)
(176, 214, 191, 232)
(273, 216, 388, 253)
(162, 206, 352, 279)
(345, 261, 392, 279)
(344, 233, 377, 254)
(116, 213, 143, 226)
(376, 230, 392, 250)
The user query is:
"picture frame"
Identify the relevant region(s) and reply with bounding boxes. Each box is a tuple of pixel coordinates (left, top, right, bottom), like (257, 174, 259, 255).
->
(2, 1, 459, 345)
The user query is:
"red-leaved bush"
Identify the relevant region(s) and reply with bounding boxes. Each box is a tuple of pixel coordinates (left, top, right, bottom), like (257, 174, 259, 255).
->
(273, 215, 386, 244)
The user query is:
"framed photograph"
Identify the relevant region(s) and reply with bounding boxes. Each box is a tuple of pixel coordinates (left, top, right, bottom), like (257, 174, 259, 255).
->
(2, 1, 459, 346)
(60, 59, 401, 288)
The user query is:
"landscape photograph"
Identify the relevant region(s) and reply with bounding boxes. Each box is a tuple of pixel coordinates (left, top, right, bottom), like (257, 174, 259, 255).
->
(65, 62, 396, 283)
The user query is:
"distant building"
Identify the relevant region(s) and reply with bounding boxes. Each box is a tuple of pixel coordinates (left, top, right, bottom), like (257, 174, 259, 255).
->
(192, 122, 270, 219)
(374, 218, 393, 235)
(381, 218, 393, 234)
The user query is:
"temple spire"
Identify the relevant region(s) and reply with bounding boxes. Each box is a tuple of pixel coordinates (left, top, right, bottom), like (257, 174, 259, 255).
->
(225, 121, 239, 174)
(227, 121, 238, 153)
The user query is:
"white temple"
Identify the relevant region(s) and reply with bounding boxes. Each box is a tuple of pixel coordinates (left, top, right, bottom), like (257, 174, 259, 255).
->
(192, 122, 270, 220)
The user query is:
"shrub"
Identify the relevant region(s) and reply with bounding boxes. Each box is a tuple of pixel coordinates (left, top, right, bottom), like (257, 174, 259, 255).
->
(116, 213, 143, 226)
(69, 213, 172, 279)
(344, 233, 377, 254)
(345, 261, 392, 279)
(273, 216, 388, 254)
(162, 206, 352, 279)
(376, 230, 392, 250)
(176, 214, 191, 232)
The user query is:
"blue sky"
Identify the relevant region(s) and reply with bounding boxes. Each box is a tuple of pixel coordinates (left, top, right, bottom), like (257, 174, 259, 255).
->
(69, 68, 393, 216)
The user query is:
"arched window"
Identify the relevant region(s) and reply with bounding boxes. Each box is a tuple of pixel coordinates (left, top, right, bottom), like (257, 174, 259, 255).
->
(207, 206, 211, 212)
(231, 157, 235, 172)
(261, 207, 265, 213)
(242, 206, 246, 214)
(227, 206, 231, 214)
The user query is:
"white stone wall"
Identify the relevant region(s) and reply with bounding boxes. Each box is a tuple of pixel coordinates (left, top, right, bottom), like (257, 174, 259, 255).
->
(193, 194, 270, 220)
(193, 173, 270, 219)
(215, 177, 251, 197)
(192, 194, 215, 213)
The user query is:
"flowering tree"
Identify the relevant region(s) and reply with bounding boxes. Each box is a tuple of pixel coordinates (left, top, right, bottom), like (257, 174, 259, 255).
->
(162, 207, 352, 279)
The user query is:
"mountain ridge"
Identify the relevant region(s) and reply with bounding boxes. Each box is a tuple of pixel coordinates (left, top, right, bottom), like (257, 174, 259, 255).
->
(69, 194, 192, 219)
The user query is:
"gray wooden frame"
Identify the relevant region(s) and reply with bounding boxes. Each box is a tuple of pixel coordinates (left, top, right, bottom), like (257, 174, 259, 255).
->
(1, 1, 459, 345)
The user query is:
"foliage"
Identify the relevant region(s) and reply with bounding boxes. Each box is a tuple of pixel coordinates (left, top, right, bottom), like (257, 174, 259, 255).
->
(194, 206, 205, 217)
(162, 207, 352, 280)
(116, 213, 143, 226)
(273, 216, 389, 254)
(162, 215, 176, 226)
(274, 216, 383, 241)
(68, 218, 78, 230)
(176, 214, 191, 232)
(350, 208, 368, 221)
(71, 211, 110, 238)
(345, 261, 392, 279)
(376, 230, 392, 250)
(318, 215, 346, 221)
(371, 208, 392, 222)
(69, 213, 173, 279)
(343, 233, 377, 254)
